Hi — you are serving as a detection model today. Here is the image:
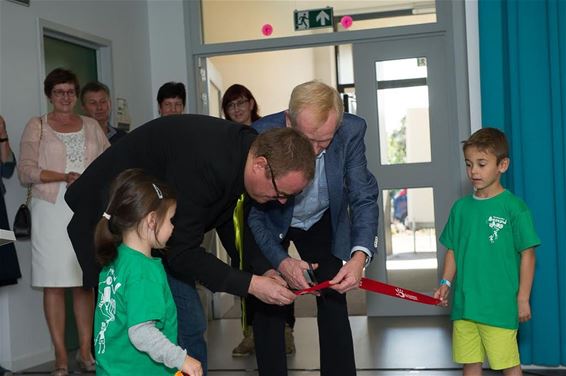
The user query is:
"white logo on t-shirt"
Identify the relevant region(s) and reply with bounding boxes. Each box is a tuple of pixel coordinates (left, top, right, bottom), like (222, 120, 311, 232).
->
(487, 215, 507, 243)
(95, 268, 121, 354)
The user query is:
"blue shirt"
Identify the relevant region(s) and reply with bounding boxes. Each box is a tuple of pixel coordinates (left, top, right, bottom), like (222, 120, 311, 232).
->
(291, 151, 329, 230)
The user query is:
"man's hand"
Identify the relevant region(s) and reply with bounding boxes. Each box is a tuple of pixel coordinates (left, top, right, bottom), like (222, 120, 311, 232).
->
(263, 268, 287, 286)
(278, 257, 315, 290)
(248, 275, 296, 306)
(329, 251, 366, 294)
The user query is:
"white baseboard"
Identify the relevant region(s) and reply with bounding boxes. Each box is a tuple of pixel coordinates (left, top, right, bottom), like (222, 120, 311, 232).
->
(3, 348, 53, 372)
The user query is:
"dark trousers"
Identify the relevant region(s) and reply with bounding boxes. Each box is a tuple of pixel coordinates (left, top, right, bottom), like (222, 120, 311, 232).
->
(216, 207, 296, 331)
(252, 211, 356, 376)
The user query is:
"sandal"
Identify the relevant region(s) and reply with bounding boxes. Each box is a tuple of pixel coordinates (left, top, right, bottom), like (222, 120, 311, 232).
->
(50, 368, 68, 376)
(75, 352, 96, 372)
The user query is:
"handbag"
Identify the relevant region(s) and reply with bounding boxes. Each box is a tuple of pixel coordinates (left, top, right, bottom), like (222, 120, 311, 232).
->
(13, 186, 31, 240)
(13, 116, 43, 240)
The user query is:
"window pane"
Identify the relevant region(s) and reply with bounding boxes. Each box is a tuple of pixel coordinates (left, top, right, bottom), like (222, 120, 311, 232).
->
(383, 187, 437, 293)
(337, 44, 354, 85)
(376, 57, 431, 165)
(201, 0, 436, 45)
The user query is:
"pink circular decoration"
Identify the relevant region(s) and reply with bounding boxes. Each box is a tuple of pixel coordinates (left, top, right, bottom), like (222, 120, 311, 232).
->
(340, 16, 353, 29)
(262, 24, 273, 36)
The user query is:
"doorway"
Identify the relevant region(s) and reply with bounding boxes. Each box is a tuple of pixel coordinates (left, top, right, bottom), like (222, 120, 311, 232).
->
(354, 36, 460, 316)
(203, 34, 460, 319)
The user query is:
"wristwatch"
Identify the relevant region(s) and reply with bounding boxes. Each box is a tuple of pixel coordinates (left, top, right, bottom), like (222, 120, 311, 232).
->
(0, 137, 8, 143)
(440, 279, 452, 288)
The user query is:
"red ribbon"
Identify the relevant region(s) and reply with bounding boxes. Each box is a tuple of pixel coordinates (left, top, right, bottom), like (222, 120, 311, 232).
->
(295, 277, 441, 306)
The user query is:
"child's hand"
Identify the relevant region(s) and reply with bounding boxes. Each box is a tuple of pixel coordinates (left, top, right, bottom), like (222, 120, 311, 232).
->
(518, 298, 531, 322)
(434, 285, 450, 307)
(181, 355, 202, 376)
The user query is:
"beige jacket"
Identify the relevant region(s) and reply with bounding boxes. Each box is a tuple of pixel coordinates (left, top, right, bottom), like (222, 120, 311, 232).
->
(18, 114, 110, 203)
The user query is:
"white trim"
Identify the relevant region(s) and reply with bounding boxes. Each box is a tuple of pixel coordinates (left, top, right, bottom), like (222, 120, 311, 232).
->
(465, 1, 482, 133)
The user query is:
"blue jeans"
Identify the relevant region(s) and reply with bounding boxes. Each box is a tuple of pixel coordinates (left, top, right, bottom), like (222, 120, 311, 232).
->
(167, 273, 208, 375)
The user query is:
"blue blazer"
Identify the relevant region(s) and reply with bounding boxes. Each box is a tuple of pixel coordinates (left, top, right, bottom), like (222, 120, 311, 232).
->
(248, 111, 379, 268)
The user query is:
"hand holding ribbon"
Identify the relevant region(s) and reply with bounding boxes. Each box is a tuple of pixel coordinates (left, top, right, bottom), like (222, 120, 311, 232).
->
(328, 251, 366, 293)
(295, 277, 441, 306)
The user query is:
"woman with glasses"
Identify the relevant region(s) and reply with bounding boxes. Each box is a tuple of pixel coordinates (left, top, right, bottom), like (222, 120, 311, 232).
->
(18, 68, 109, 376)
(222, 84, 260, 126)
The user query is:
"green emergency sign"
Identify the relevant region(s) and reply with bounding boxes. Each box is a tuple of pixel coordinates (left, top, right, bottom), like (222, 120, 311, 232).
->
(294, 7, 334, 31)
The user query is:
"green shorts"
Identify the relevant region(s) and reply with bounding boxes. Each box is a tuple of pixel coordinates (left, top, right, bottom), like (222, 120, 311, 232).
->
(453, 320, 520, 370)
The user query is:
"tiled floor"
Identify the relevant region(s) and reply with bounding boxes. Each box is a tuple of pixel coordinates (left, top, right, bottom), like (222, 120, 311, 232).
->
(9, 316, 563, 375)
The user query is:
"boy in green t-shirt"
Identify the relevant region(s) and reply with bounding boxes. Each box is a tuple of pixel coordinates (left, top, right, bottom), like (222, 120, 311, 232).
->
(435, 128, 540, 375)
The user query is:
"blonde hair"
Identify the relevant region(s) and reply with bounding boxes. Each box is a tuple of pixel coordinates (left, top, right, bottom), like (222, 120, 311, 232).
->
(287, 81, 344, 127)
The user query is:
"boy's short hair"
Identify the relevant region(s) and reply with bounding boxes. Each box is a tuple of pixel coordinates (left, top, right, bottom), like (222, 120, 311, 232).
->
(462, 127, 509, 163)
(80, 81, 110, 104)
(157, 82, 186, 106)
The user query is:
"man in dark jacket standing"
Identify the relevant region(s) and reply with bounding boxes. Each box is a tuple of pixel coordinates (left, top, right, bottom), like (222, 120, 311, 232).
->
(65, 114, 315, 374)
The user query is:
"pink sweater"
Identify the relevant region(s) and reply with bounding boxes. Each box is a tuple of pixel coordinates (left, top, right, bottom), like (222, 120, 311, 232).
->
(18, 114, 110, 203)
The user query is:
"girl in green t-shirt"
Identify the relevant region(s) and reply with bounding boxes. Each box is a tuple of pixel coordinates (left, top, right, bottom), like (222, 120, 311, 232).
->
(93, 168, 202, 376)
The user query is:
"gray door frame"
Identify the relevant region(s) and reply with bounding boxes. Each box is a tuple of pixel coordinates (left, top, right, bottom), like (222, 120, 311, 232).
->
(354, 35, 461, 316)
(182, 1, 467, 116)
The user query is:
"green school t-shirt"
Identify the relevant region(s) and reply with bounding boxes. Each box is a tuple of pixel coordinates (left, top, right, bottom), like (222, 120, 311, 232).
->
(94, 243, 179, 375)
(440, 190, 540, 329)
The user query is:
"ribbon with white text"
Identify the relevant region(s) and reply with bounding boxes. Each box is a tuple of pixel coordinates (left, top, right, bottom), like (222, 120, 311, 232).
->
(295, 277, 441, 306)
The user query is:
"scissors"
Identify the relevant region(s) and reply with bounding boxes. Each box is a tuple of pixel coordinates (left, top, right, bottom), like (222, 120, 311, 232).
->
(305, 263, 318, 285)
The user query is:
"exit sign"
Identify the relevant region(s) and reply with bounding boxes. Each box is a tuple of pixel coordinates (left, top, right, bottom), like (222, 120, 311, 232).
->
(294, 7, 334, 31)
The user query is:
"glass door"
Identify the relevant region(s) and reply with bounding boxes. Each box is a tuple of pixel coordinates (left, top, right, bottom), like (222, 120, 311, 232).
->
(354, 36, 461, 316)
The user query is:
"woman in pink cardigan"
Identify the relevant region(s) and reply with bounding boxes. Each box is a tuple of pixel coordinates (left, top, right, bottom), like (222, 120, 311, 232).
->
(18, 68, 109, 376)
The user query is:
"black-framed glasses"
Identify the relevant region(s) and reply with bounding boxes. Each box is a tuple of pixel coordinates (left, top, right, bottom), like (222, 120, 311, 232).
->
(264, 156, 295, 200)
(226, 98, 249, 111)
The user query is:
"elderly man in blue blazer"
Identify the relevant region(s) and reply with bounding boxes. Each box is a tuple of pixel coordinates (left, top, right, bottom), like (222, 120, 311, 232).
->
(248, 81, 379, 376)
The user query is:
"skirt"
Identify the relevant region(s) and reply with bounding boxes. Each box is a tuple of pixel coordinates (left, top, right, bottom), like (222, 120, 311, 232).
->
(31, 183, 82, 287)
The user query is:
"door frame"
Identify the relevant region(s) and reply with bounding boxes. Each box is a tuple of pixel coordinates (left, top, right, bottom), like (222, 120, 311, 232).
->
(354, 36, 461, 316)
(183, 1, 469, 116)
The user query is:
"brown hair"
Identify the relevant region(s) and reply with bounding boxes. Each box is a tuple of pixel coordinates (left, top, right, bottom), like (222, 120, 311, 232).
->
(94, 169, 176, 266)
(462, 127, 509, 163)
(287, 81, 344, 128)
(44, 68, 80, 98)
(222, 84, 260, 123)
(250, 127, 315, 181)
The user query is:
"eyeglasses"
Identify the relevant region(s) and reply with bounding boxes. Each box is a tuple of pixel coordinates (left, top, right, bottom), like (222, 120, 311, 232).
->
(263, 156, 295, 200)
(226, 98, 249, 111)
(52, 89, 76, 98)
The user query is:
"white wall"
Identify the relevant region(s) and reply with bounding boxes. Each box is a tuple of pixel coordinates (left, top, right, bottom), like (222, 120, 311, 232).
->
(209, 47, 324, 117)
(147, 0, 188, 117)
(0, 0, 185, 370)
